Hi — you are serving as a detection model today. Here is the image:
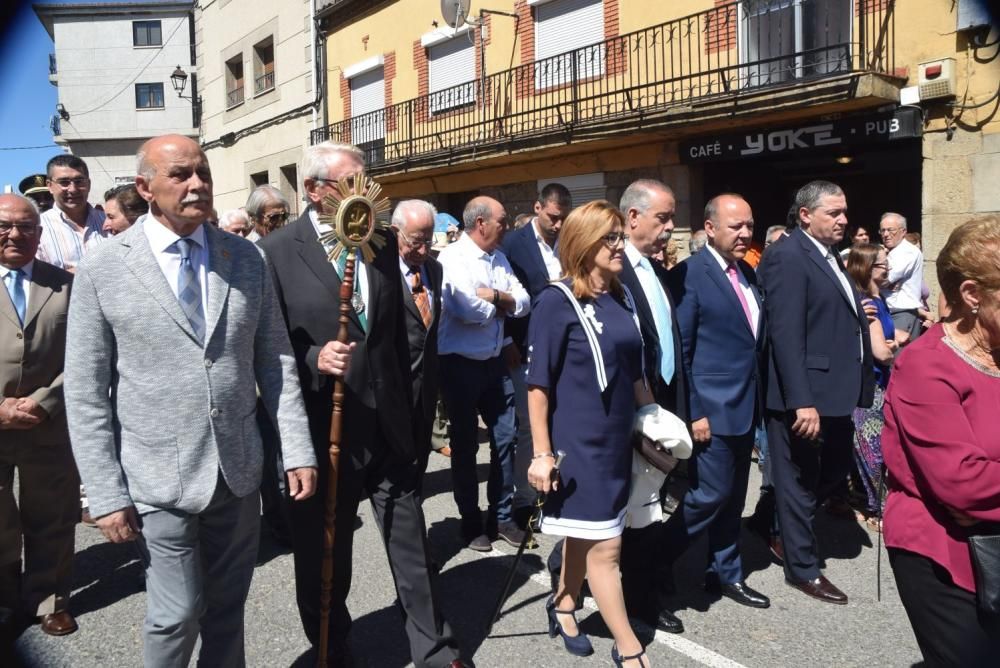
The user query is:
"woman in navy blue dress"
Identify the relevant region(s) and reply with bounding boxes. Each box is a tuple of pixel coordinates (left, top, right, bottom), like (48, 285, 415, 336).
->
(526, 200, 656, 668)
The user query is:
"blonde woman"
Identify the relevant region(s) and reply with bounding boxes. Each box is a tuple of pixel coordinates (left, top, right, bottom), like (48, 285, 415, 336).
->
(526, 200, 654, 668)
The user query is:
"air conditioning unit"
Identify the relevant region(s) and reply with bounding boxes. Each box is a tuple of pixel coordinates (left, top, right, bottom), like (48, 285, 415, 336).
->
(918, 59, 956, 100)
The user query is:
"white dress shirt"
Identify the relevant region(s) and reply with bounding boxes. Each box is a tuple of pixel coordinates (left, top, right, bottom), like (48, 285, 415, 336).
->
(38, 204, 106, 271)
(705, 244, 760, 338)
(802, 229, 863, 357)
(398, 256, 434, 305)
(437, 233, 530, 360)
(532, 218, 562, 281)
(309, 208, 369, 312)
(882, 238, 924, 311)
(1, 260, 33, 315)
(143, 215, 208, 317)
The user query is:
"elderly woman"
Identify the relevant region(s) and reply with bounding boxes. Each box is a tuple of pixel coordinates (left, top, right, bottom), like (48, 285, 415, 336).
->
(526, 200, 657, 668)
(882, 215, 1000, 665)
(102, 184, 148, 235)
(219, 208, 252, 237)
(245, 184, 290, 240)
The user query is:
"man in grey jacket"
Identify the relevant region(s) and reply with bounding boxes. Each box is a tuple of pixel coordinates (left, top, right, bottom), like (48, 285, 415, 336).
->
(65, 134, 317, 667)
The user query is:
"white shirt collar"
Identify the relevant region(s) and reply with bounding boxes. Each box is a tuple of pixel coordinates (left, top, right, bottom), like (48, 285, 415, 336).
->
(705, 243, 734, 271)
(531, 218, 555, 249)
(624, 241, 644, 268)
(1, 260, 33, 281)
(144, 216, 207, 254)
(398, 255, 422, 277)
(802, 228, 833, 257)
(455, 232, 492, 260)
(308, 207, 328, 237)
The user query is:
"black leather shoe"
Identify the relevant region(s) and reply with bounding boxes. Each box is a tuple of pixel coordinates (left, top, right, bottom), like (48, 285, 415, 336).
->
(706, 577, 770, 609)
(652, 608, 684, 634)
(786, 575, 848, 605)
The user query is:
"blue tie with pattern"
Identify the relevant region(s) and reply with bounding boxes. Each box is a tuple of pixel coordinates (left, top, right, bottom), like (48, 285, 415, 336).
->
(176, 238, 206, 341)
(4, 268, 26, 325)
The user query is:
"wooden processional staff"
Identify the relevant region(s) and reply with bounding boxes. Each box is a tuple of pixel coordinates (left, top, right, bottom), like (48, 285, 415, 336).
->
(315, 172, 390, 668)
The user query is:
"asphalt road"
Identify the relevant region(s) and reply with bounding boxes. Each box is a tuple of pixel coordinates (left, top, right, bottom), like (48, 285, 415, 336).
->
(11, 451, 922, 667)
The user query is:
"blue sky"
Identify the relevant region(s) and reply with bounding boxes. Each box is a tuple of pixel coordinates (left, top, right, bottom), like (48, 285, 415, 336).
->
(0, 0, 166, 192)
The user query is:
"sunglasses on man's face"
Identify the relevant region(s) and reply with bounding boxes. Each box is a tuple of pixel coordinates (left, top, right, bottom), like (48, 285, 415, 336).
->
(262, 211, 290, 224)
(50, 177, 90, 189)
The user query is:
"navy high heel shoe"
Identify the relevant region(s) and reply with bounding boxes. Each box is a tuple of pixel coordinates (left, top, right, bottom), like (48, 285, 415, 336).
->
(612, 644, 648, 667)
(545, 595, 594, 657)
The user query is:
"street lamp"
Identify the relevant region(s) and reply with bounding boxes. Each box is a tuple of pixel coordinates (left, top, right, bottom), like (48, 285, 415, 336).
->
(170, 65, 201, 128)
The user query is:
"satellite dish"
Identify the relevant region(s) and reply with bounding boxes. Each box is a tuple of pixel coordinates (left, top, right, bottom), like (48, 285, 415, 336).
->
(440, 0, 471, 30)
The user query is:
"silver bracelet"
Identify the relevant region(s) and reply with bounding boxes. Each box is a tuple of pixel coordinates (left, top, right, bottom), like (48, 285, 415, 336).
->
(532, 452, 555, 460)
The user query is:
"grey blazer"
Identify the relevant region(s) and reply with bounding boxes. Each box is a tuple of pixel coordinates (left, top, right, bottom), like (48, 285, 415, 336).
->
(65, 219, 316, 517)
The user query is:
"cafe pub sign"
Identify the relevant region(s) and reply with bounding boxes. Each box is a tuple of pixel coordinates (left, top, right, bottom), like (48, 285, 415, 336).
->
(681, 108, 921, 163)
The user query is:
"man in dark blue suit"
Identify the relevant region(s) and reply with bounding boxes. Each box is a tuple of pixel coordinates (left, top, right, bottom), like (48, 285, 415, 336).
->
(500, 183, 570, 519)
(758, 180, 874, 605)
(662, 194, 770, 613)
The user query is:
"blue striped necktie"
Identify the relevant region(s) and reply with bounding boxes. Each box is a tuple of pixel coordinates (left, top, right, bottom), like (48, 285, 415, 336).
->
(4, 268, 26, 325)
(176, 238, 206, 341)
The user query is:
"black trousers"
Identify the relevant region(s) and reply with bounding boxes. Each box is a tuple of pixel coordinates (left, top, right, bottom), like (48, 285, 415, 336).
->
(287, 431, 458, 668)
(767, 411, 854, 582)
(889, 548, 1000, 667)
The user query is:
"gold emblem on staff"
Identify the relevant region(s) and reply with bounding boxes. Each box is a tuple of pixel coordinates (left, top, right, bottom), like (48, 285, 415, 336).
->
(317, 171, 392, 264)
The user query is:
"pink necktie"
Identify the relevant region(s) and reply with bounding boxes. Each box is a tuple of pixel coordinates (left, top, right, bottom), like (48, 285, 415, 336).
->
(726, 264, 755, 333)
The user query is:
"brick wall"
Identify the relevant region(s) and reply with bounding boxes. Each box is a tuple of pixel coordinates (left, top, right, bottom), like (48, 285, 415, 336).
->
(706, 0, 737, 55)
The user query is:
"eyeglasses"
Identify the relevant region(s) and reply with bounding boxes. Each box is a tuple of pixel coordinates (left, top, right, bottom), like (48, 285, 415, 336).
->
(0, 223, 41, 237)
(601, 232, 629, 247)
(316, 176, 356, 189)
(398, 230, 433, 248)
(262, 211, 289, 224)
(50, 177, 90, 189)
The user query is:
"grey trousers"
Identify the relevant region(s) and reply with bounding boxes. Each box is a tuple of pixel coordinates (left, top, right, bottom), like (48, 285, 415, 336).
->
(137, 475, 259, 668)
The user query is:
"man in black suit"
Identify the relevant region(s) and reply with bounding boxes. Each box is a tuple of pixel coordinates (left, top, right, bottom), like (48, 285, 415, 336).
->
(500, 183, 570, 518)
(259, 142, 465, 668)
(757, 180, 874, 605)
(391, 199, 444, 484)
(616, 179, 689, 634)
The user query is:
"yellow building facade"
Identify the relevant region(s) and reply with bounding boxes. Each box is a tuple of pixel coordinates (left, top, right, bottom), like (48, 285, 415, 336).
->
(316, 0, 998, 305)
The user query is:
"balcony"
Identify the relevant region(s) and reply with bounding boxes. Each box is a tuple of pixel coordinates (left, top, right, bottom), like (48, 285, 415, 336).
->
(227, 87, 245, 109)
(48, 53, 57, 84)
(254, 70, 275, 96)
(312, 0, 898, 174)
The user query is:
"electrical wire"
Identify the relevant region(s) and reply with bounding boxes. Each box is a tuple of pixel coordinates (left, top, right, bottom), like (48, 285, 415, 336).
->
(0, 144, 62, 151)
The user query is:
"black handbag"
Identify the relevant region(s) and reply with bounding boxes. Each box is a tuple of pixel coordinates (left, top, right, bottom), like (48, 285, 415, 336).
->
(968, 532, 1000, 615)
(632, 433, 679, 476)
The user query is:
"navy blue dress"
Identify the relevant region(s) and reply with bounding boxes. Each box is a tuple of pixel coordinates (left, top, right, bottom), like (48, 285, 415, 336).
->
(526, 283, 643, 539)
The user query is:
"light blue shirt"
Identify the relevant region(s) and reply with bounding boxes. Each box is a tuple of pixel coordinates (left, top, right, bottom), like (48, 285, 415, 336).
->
(625, 242, 674, 384)
(143, 215, 209, 318)
(1, 260, 33, 324)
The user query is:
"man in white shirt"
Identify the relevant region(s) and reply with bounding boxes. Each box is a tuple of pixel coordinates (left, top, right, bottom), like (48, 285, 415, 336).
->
(438, 196, 530, 552)
(500, 183, 571, 524)
(879, 212, 925, 340)
(38, 154, 106, 273)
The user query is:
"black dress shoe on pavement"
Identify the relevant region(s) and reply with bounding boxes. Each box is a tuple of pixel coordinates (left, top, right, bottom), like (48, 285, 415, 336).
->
(787, 575, 848, 605)
(652, 608, 684, 634)
(706, 578, 770, 608)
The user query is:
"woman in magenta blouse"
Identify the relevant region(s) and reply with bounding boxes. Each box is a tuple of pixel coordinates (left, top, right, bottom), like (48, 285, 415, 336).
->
(882, 215, 1000, 666)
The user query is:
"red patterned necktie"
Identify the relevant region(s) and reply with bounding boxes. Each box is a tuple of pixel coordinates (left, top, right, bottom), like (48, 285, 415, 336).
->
(411, 269, 432, 329)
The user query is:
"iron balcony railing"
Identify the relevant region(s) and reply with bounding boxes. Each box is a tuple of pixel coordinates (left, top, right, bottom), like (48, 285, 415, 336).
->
(312, 0, 896, 171)
(255, 70, 275, 95)
(49, 53, 57, 75)
(227, 86, 245, 109)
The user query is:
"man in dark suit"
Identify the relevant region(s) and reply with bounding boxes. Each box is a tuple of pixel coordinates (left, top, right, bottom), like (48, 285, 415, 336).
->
(0, 194, 77, 639)
(500, 183, 570, 518)
(662, 194, 770, 615)
(758, 180, 874, 605)
(259, 142, 465, 668)
(616, 179, 689, 634)
(391, 199, 444, 483)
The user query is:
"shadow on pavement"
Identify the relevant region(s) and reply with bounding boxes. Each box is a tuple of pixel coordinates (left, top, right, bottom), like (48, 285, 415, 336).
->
(69, 539, 145, 618)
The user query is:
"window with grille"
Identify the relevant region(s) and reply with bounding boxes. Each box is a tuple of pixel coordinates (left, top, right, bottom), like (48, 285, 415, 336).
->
(533, 0, 605, 89)
(133, 20, 162, 47)
(428, 35, 476, 113)
(135, 83, 164, 109)
(350, 67, 386, 144)
(253, 38, 275, 95)
(226, 56, 245, 108)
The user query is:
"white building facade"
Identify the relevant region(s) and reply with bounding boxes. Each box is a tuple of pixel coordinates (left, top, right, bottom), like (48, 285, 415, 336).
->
(35, 1, 198, 204)
(193, 0, 323, 214)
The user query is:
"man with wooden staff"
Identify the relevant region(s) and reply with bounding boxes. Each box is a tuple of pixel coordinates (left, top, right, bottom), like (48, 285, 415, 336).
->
(259, 141, 467, 668)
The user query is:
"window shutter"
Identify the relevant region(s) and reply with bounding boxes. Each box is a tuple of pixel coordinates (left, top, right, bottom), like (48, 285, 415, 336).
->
(534, 0, 605, 88)
(428, 36, 476, 113)
(350, 67, 386, 142)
